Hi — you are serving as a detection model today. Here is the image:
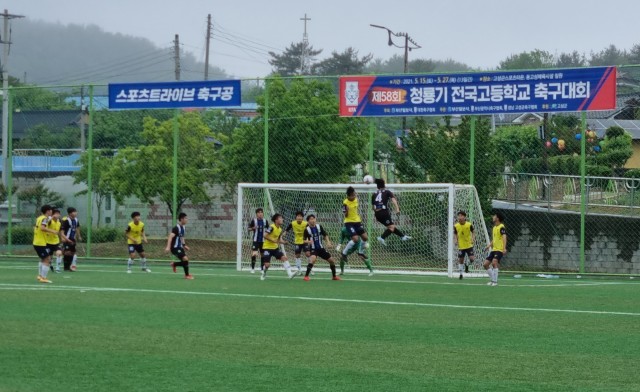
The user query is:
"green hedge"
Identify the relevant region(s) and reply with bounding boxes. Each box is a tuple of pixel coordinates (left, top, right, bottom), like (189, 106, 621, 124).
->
(2, 226, 120, 244)
(90, 227, 119, 243)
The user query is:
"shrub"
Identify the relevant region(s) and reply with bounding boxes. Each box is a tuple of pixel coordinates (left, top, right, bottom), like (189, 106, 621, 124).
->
(89, 227, 119, 243)
(2, 226, 34, 245)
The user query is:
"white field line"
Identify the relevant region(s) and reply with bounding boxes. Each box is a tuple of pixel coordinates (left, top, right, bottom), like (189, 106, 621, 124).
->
(0, 283, 639, 317)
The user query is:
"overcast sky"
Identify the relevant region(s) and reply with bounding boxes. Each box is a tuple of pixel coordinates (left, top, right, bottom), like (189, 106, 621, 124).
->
(4, 0, 640, 77)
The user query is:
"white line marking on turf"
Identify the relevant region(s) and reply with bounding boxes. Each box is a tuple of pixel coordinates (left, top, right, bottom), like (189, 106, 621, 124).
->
(1, 283, 639, 317)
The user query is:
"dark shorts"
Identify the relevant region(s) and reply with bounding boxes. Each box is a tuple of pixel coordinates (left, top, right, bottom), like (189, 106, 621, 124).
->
(47, 243, 61, 255)
(458, 248, 475, 259)
(486, 251, 504, 262)
(251, 241, 263, 251)
(375, 210, 393, 226)
(63, 242, 76, 253)
(294, 244, 309, 255)
(344, 222, 365, 236)
(171, 248, 187, 260)
(33, 245, 50, 259)
(311, 248, 332, 261)
(262, 249, 284, 263)
(128, 244, 144, 254)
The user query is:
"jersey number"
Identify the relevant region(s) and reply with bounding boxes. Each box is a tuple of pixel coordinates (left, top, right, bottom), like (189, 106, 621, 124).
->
(375, 193, 383, 203)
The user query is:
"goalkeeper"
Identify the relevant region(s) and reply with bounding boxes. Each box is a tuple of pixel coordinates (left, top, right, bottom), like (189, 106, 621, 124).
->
(336, 226, 374, 276)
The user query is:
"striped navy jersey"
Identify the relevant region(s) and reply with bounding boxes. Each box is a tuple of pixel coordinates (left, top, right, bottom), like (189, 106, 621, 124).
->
(61, 216, 80, 240)
(372, 189, 394, 210)
(171, 224, 185, 250)
(248, 218, 268, 242)
(303, 224, 328, 250)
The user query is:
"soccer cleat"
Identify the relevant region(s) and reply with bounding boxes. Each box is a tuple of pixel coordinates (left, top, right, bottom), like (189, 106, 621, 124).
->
(127, 269, 132, 274)
(339, 271, 344, 276)
(55, 268, 61, 273)
(487, 281, 493, 286)
(37, 275, 43, 282)
(368, 271, 374, 277)
(70, 265, 77, 271)
(377, 236, 386, 246)
(303, 276, 310, 281)
(170, 262, 177, 273)
(459, 274, 463, 280)
(185, 275, 194, 280)
(40, 278, 52, 284)
(260, 273, 266, 281)
(332, 276, 341, 281)
(401, 235, 412, 241)
(491, 282, 498, 286)
(142, 268, 151, 273)
(250, 268, 256, 274)
(288, 270, 298, 279)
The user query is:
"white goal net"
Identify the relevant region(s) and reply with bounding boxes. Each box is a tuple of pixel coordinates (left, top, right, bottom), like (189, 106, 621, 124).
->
(236, 183, 489, 277)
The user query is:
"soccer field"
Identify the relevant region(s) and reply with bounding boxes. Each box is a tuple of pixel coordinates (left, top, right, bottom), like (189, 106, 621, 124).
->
(1, 262, 639, 392)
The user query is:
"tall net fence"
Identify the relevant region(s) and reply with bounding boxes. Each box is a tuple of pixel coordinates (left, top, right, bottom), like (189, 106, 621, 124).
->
(1, 65, 640, 274)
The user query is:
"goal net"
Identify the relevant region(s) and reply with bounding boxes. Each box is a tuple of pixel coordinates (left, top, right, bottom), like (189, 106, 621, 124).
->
(236, 183, 490, 277)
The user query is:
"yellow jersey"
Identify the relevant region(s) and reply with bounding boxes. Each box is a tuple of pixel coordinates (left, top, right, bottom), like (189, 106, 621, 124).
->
(343, 198, 361, 223)
(492, 223, 506, 252)
(454, 221, 474, 250)
(46, 219, 61, 245)
(263, 223, 282, 250)
(32, 215, 50, 246)
(126, 221, 145, 244)
(286, 220, 308, 245)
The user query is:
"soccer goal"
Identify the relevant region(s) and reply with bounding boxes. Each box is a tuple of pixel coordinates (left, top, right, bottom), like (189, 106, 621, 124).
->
(236, 183, 490, 277)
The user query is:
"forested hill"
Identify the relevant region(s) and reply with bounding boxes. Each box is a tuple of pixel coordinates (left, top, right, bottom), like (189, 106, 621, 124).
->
(9, 19, 229, 85)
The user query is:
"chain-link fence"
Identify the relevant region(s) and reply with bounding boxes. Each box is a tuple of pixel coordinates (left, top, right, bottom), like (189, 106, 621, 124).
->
(2, 65, 640, 274)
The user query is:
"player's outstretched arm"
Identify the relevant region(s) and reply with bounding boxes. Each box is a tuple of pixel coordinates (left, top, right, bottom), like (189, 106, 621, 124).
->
(165, 232, 175, 252)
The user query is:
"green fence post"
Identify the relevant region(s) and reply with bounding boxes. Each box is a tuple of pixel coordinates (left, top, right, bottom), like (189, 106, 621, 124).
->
(263, 79, 270, 183)
(172, 110, 179, 225)
(579, 112, 587, 274)
(7, 87, 13, 255)
(86, 85, 94, 258)
(469, 116, 476, 185)
(368, 121, 375, 175)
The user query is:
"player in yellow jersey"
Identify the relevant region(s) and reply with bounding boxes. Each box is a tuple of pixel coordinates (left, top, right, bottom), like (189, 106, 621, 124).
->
(125, 211, 149, 273)
(33, 204, 59, 283)
(484, 212, 507, 286)
(340, 186, 369, 264)
(46, 209, 65, 273)
(261, 213, 297, 280)
(453, 211, 475, 280)
(285, 211, 310, 272)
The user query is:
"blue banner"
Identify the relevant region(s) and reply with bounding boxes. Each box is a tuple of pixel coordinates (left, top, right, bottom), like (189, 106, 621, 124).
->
(339, 67, 616, 117)
(109, 80, 241, 109)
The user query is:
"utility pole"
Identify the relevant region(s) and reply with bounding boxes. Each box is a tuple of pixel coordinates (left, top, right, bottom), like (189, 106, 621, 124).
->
(204, 14, 212, 80)
(299, 13, 311, 74)
(173, 34, 181, 81)
(370, 24, 420, 130)
(1, 9, 25, 188)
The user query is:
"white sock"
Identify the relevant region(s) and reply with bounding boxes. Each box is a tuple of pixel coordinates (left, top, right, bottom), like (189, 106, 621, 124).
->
(459, 263, 464, 273)
(487, 267, 494, 281)
(38, 262, 42, 276)
(283, 260, 292, 272)
(127, 258, 133, 268)
(494, 268, 499, 283)
(342, 240, 355, 255)
(141, 258, 147, 268)
(295, 258, 301, 268)
(72, 255, 77, 266)
(41, 263, 49, 278)
(56, 256, 62, 268)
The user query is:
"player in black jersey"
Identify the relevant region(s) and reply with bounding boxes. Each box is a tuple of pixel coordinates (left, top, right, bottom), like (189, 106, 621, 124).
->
(372, 178, 411, 245)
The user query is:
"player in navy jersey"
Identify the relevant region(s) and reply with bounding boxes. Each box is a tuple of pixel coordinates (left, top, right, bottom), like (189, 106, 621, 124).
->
(60, 207, 82, 272)
(372, 178, 411, 245)
(248, 208, 268, 273)
(302, 215, 340, 281)
(165, 212, 193, 280)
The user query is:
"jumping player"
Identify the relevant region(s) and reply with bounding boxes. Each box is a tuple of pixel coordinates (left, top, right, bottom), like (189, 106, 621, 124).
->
(454, 211, 475, 280)
(60, 207, 81, 272)
(125, 211, 150, 273)
(46, 209, 64, 273)
(373, 178, 411, 245)
(341, 186, 369, 264)
(248, 208, 268, 273)
(33, 205, 57, 283)
(337, 226, 373, 276)
(261, 213, 297, 281)
(284, 211, 309, 272)
(484, 212, 507, 286)
(166, 212, 193, 280)
(302, 215, 340, 281)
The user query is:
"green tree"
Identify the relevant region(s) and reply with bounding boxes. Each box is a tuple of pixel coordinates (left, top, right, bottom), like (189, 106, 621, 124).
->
(18, 184, 65, 216)
(73, 149, 116, 227)
(13, 124, 80, 149)
(499, 49, 555, 70)
(599, 126, 633, 172)
(555, 51, 586, 68)
(589, 45, 629, 66)
(494, 125, 543, 166)
(104, 112, 225, 215)
(268, 42, 323, 76)
(92, 109, 173, 149)
(218, 77, 368, 190)
(312, 47, 372, 76)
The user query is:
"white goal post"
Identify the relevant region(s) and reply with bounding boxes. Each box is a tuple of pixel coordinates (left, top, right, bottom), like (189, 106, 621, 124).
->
(236, 183, 490, 277)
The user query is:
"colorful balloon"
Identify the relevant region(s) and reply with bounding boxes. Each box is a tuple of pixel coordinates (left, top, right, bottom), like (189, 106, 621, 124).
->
(545, 141, 552, 148)
(575, 133, 582, 140)
(593, 145, 601, 152)
(551, 137, 558, 144)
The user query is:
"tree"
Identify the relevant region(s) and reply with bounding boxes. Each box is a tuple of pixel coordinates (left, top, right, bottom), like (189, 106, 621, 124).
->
(598, 126, 633, 173)
(589, 45, 629, 66)
(268, 42, 323, 76)
(555, 51, 586, 68)
(494, 125, 543, 166)
(18, 184, 65, 216)
(92, 109, 173, 149)
(0, 184, 18, 203)
(13, 124, 80, 149)
(104, 112, 225, 215)
(73, 149, 116, 227)
(312, 47, 373, 76)
(218, 77, 369, 191)
(499, 49, 555, 70)
(364, 54, 439, 74)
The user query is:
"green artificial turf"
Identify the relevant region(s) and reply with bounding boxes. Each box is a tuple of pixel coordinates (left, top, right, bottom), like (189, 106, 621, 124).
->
(0, 262, 639, 392)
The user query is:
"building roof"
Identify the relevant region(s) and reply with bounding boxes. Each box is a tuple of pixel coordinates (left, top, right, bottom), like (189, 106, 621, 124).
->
(586, 119, 640, 139)
(12, 110, 82, 139)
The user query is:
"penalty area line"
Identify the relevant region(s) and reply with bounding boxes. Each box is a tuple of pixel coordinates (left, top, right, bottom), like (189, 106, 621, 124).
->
(0, 283, 639, 317)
